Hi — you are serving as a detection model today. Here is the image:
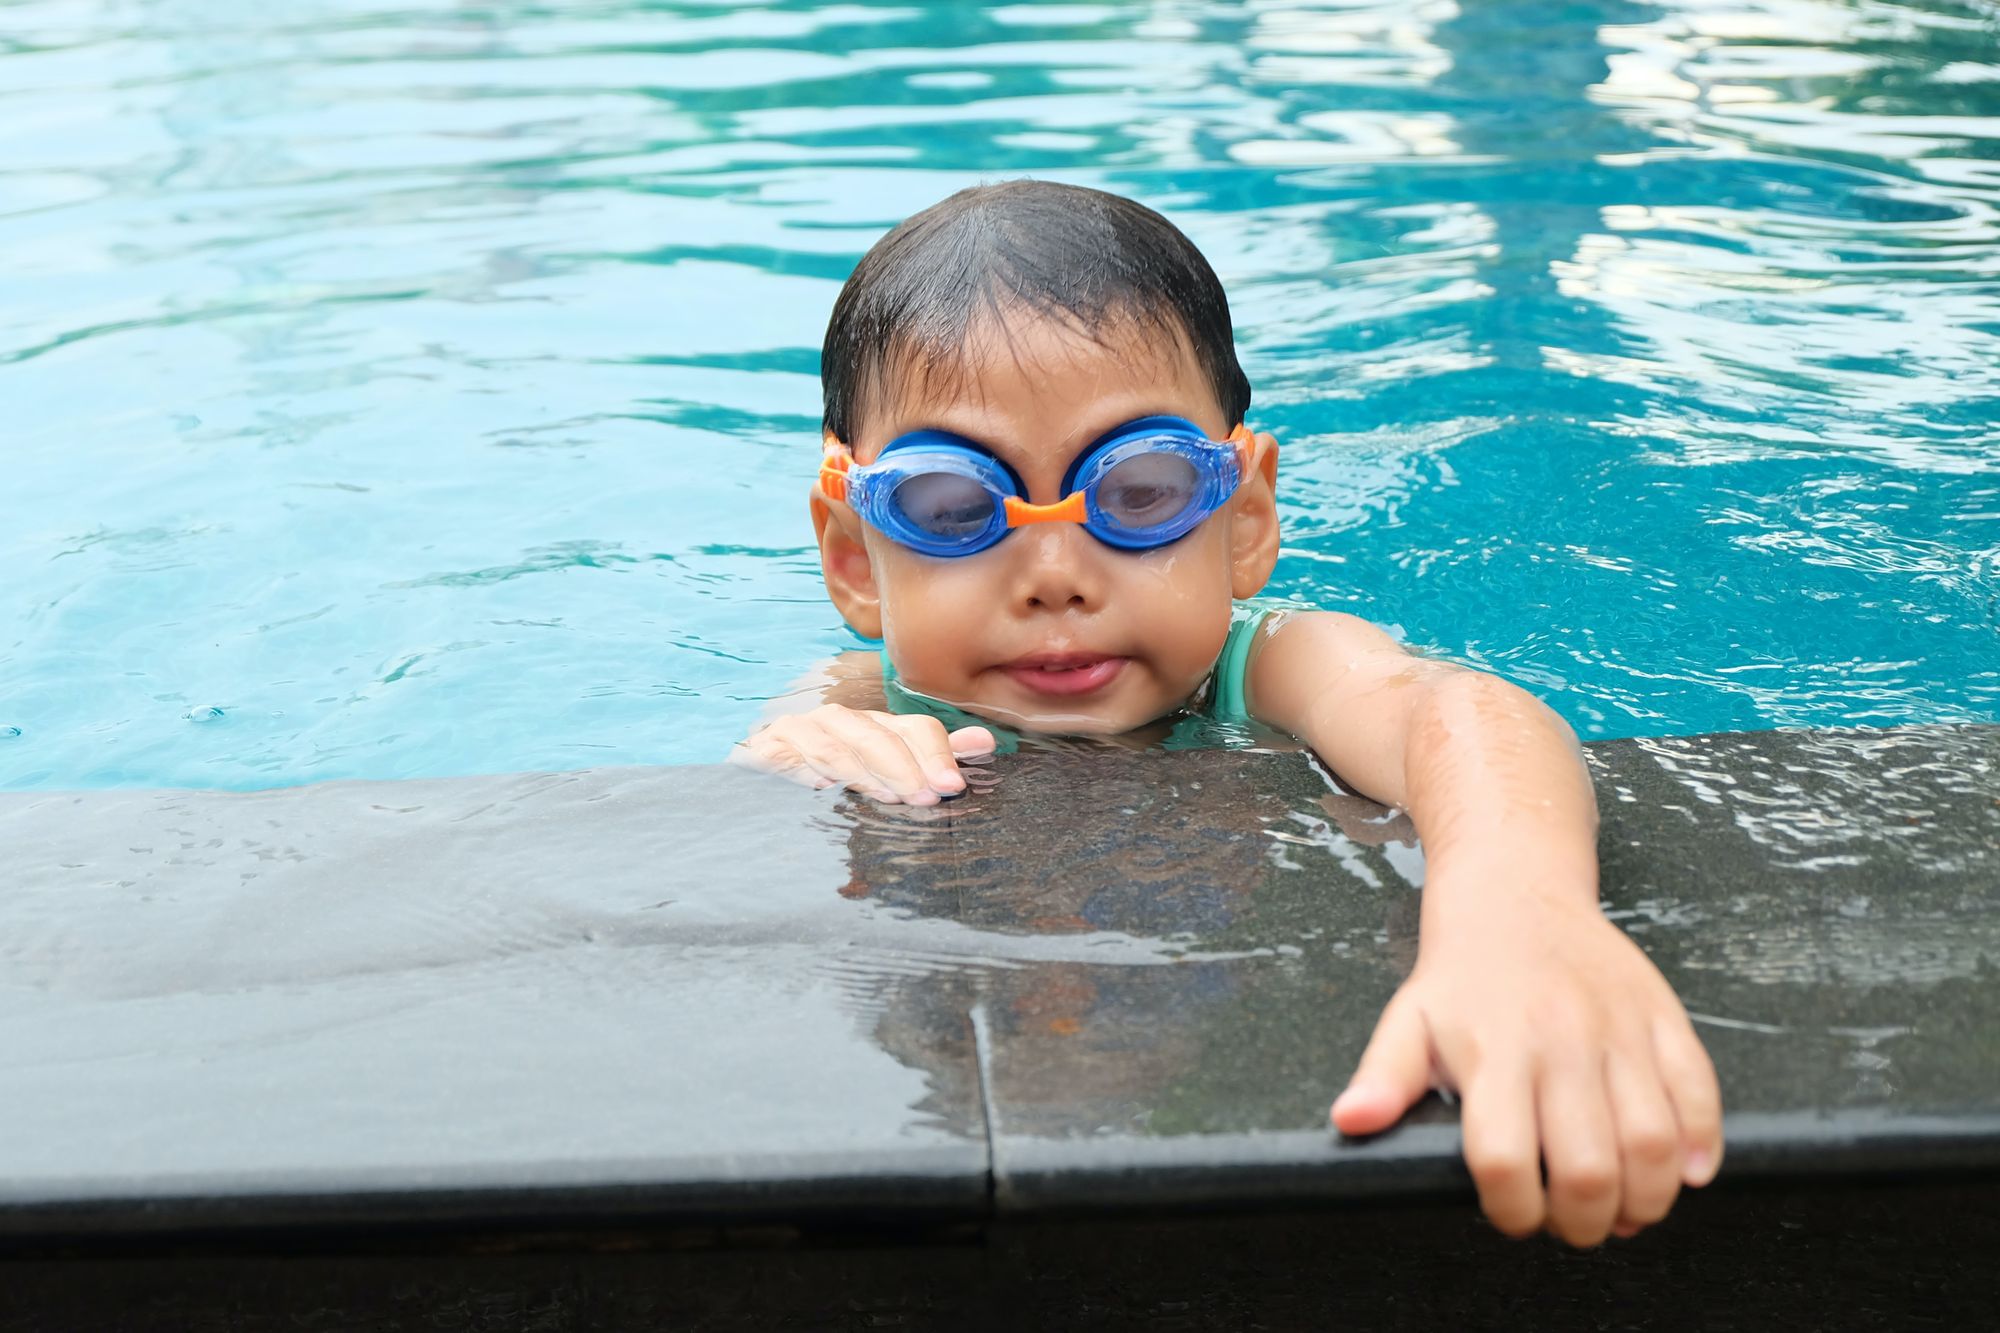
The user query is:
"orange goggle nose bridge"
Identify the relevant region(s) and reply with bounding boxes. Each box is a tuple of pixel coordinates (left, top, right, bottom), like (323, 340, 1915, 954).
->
(1002, 492, 1089, 526)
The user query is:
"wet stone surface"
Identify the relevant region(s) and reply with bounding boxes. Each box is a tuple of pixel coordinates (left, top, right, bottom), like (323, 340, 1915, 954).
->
(0, 724, 1995, 1239)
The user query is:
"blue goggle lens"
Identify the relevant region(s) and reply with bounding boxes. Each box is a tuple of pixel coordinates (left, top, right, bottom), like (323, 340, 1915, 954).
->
(890, 470, 997, 541)
(1093, 451, 1201, 533)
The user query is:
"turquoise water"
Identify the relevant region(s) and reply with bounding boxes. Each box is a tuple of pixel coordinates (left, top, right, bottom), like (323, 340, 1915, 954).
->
(2, 0, 1996, 792)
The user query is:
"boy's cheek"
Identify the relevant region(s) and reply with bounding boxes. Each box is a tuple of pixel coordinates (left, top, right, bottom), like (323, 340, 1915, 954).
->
(876, 550, 994, 618)
(1129, 547, 1235, 661)
(876, 562, 992, 669)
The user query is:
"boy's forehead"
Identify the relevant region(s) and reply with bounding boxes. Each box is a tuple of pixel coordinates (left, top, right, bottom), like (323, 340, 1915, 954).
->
(858, 308, 1224, 459)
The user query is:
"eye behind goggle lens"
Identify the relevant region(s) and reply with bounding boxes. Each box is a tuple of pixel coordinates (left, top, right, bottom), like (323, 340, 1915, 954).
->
(891, 470, 998, 541)
(1094, 451, 1200, 531)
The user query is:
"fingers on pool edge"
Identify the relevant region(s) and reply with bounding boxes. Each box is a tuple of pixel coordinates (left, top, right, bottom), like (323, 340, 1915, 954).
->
(1537, 1058, 1623, 1248)
(1459, 1065, 1546, 1239)
(1606, 1049, 1684, 1233)
(734, 720, 837, 788)
(826, 709, 940, 803)
(1331, 991, 1432, 1138)
(1653, 1012, 1724, 1187)
(878, 714, 990, 795)
(948, 725, 997, 758)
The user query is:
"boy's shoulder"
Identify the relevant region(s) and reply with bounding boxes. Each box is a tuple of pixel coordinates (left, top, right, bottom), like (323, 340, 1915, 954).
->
(1250, 604, 1405, 651)
(1244, 605, 1458, 735)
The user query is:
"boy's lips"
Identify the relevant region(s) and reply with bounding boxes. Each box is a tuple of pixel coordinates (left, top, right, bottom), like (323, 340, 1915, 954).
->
(999, 653, 1128, 697)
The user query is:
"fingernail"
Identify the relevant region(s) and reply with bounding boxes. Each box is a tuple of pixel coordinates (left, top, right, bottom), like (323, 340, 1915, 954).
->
(1684, 1149, 1717, 1186)
(906, 790, 938, 807)
(930, 770, 964, 792)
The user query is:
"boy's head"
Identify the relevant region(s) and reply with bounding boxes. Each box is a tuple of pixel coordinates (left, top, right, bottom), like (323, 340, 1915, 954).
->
(812, 181, 1280, 736)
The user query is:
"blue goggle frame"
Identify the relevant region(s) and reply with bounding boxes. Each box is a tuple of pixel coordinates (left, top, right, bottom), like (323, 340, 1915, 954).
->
(819, 415, 1256, 559)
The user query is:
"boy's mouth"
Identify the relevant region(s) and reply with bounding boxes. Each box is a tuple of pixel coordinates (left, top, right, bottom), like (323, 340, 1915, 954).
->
(999, 653, 1128, 698)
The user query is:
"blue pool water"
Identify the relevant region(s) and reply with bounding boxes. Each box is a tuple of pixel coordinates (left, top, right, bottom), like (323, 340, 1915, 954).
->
(2, 0, 1996, 792)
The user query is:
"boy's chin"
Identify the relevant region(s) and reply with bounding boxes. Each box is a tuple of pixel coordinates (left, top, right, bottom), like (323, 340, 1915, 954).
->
(901, 666, 1194, 738)
(968, 693, 1185, 740)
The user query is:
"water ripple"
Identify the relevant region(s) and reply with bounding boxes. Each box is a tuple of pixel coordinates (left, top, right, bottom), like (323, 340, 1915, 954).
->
(1, 0, 1995, 790)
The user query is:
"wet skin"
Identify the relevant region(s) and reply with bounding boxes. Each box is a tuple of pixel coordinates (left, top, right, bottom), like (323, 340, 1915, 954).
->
(740, 304, 1724, 1247)
(818, 315, 1277, 740)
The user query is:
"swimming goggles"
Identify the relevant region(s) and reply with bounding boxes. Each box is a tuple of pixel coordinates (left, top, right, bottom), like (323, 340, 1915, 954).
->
(818, 415, 1256, 559)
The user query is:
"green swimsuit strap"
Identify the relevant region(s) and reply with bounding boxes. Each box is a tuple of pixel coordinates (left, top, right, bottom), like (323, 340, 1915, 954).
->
(1209, 607, 1271, 724)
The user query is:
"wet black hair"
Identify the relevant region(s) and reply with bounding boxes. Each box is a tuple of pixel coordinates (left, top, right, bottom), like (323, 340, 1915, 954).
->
(821, 180, 1252, 442)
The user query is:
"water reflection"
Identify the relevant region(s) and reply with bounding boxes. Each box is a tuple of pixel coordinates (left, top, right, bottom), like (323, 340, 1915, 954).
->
(827, 745, 1425, 1139)
(823, 722, 2000, 1135)
(1580, 1, 2000, 466)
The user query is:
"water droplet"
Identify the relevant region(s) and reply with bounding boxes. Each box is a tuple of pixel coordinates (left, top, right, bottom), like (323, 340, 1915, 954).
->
(0, 725, 20, 739)
(183, 706, 225, 723)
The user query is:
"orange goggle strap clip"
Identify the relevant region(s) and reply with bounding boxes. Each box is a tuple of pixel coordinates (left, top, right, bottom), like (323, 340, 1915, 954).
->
(818, 433, 852, 505)
(1227, 422, 1256, 486)
(819, 423, 1262, 518)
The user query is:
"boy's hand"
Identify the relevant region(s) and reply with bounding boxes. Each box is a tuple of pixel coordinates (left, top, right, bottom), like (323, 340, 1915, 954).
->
(733, 704, 994, 805)
(1330, 887, 1723, 1247)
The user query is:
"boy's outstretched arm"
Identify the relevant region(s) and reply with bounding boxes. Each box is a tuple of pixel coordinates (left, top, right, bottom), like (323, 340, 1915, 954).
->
(1247, 611, 1723, 1247)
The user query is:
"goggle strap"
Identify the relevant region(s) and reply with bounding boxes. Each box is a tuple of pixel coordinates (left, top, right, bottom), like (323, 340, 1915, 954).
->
(1228, 423, 1256, 486)
(819, 433, 852, 504)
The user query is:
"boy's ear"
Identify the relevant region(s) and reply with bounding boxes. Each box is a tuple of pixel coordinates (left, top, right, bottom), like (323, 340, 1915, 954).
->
(811, 493, 884, 640)
(1229, 431, 1281, 599)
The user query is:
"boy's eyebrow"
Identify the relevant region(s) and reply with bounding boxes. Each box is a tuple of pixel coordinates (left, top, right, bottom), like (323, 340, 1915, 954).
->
(896, 407, 1207, 461)
(910, 419, 1004, 453)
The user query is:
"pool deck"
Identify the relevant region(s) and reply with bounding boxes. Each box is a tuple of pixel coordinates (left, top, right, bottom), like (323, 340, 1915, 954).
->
(2, 723, 1996, 1256)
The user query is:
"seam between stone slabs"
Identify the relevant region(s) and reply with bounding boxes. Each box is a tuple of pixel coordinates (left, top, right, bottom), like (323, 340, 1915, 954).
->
(969, 999, 1002, 1220)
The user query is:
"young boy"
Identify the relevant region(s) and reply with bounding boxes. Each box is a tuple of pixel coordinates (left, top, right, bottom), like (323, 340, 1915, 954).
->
(738, 180, 1722, 1246)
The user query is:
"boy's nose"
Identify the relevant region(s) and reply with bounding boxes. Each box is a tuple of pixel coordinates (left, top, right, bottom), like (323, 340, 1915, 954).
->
(1008, 524, 1105, 613)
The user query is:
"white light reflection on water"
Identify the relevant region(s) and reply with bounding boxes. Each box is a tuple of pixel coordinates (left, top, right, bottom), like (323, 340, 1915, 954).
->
(0, 0, 1995, 791)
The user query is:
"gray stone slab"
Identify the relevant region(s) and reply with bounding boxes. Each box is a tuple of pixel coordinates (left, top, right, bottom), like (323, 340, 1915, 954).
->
(2, 725, 1995, 1238)
(897, 727, 1997, 1212)
(0, 768, 992, 1234)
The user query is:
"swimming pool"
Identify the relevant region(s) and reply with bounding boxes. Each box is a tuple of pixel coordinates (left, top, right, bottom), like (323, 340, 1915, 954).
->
(2, 0, 1995, 792)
